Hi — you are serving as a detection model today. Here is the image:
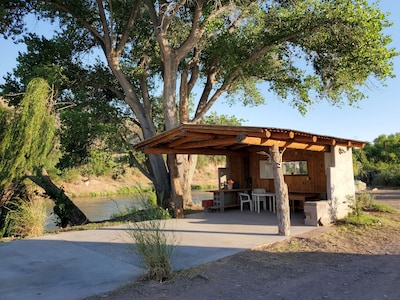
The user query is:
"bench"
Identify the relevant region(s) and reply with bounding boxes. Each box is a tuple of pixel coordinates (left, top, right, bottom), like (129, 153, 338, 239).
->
(289, 192, 320, 212)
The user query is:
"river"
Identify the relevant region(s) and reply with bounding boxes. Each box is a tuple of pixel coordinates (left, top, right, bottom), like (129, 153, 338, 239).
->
(45, 190, 213, 230)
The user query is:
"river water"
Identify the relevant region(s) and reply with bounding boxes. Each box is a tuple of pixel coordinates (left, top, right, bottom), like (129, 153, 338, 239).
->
(45, 190, 213, 230)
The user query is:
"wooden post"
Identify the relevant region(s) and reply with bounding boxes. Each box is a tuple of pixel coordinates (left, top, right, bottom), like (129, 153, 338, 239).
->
(270, 144, 290, 236)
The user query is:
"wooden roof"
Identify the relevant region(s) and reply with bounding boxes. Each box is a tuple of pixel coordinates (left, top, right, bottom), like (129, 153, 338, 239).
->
(133, 124, 366, 155)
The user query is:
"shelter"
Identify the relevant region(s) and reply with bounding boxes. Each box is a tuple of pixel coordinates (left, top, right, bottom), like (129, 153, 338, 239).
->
(134, 124, 365, 224)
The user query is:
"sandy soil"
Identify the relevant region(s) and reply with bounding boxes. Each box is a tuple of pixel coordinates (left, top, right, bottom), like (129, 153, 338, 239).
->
(85, 189, 400, 300)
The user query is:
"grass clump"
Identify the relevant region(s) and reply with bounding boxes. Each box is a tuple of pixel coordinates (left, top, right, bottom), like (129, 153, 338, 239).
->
(343, 213, 382, 226)
(125, 191, 178, 282)
(371, 203, 396, 212)
(7, 199, 48, 238)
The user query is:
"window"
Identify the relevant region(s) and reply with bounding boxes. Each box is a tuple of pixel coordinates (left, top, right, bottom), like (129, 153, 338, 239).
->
(282, 160, 308, 175)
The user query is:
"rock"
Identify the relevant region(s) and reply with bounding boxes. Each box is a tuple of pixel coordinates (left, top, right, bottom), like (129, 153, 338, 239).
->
(354, 180, 366, 192)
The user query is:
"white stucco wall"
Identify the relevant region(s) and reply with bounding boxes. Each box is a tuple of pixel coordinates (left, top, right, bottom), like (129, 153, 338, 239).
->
(324, 146, 356, 220)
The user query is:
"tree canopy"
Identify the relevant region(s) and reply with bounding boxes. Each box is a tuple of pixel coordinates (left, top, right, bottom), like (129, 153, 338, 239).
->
(1, 1, 396, 122)
(365, 133, 400, 165)
(353, 133, 400, 187)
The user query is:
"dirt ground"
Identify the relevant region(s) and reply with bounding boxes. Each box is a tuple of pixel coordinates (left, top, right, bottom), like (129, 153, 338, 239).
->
(85, 189, 400, 300)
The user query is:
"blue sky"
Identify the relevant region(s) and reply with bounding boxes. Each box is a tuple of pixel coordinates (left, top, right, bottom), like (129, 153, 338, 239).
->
(0, 1, 398, 143)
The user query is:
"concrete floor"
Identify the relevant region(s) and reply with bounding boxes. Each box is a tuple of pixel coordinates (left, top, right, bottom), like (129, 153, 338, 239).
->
(0, 209, 317, 300)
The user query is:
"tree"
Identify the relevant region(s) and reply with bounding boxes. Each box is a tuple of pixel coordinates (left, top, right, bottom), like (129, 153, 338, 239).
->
(0, 78, 87, 234)
(1, 1, 397, 218)
(270, 145, 290, 235)
(354, 133, 400, 186)
(0, 78, 56, 192)
(1, 32, 133, 162)
(365, 133, 400, 165)
(0, 78, 56, 234)
(203, 111, 245, 126)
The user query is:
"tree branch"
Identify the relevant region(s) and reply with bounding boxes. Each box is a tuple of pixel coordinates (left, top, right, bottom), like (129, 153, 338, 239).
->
(45, 0, 106, 50)
(116, 0, 141, 55)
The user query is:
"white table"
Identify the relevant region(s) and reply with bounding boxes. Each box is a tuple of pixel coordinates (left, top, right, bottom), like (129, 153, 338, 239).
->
(207, 188, 252, 212)
(252, 192, 276, 213)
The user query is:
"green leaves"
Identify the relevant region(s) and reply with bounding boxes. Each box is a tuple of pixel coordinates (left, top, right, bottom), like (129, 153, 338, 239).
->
(0, 78, 57, 189)
(199, 0, 397, 113)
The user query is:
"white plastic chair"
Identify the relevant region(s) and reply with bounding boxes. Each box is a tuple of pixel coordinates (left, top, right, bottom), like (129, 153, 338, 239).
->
(238, 192, 253, 212)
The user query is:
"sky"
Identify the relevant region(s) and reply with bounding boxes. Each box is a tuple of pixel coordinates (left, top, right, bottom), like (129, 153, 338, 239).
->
(0, 1, 399, 144)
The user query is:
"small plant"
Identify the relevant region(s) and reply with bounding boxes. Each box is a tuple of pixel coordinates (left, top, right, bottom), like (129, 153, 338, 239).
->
(348, 191, 376, 218)
(7, 199, 48, 237)
(126, 196, 177, 282)
(344, 191, 394, 226)
(347, 195, 362, 220)
(356, 191, 376, 210)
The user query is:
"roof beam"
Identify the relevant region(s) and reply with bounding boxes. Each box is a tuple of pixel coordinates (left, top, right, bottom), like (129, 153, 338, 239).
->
(178, 136, 237, 149)
(236, 135, 286, 147)
(140, 147, 236, 156)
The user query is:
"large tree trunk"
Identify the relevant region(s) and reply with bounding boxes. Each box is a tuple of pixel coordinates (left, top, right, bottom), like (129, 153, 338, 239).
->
(270, 144, 291, 236)
(178, 154, 197, 208)
(108, 59, 171, 208)
(27, 168, 88, 228)
(168, 154, 184, 218)
(147, 154, 172, 208)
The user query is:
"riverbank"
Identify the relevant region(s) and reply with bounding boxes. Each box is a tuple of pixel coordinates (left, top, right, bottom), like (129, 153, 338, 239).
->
(60, 164, 219, 198)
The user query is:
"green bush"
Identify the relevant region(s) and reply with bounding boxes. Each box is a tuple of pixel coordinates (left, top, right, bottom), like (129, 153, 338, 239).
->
(147, 191, 157, 207)
(59, 168, 81, 183)
(83, 149, 115, 176)
(372, 164, 400, 187)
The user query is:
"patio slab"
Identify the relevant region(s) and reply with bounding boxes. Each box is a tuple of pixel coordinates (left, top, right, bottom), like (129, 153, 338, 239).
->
(0, 210, 317, 300)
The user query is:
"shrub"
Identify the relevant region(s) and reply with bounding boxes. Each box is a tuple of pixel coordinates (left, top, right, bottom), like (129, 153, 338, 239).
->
(126, 198, 177, 282)
(372, 165, 400, 187)
(356, 191, 375, 210)
(344, 191, 395, 225)
(83, 149, 115, 176)
(7, 199, 48, 237)
(59, 168, 81, 183)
